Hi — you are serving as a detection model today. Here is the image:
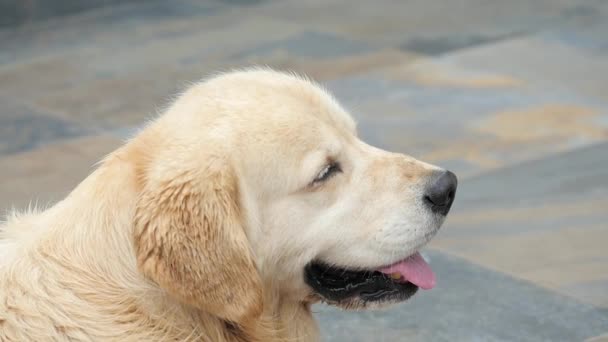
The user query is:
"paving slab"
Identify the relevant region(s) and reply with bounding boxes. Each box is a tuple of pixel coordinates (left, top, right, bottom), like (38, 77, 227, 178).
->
(0, 98, 90, 156)
(0, 0, 230, 65)
(0, 135, 122, 209)
(316, 250, 608, 342)
(250, 0, 584, 47)
(0, 0, 152, 28)
(432, 142, 608, 307)
(444, 32, 608, 102)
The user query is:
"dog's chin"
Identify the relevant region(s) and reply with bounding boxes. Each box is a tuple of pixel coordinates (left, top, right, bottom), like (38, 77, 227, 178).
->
(319, 295, 413, 311)
(304, 261, 418, 310)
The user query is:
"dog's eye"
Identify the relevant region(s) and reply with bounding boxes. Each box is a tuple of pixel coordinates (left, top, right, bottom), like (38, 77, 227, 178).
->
(313, 162, 341, 185)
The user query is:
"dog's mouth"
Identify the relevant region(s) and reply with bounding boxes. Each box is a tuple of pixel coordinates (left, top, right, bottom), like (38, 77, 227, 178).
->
(304, 252, 434, 307)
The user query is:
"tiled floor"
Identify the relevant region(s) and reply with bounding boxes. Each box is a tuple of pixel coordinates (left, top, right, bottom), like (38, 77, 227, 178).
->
(1, 0, 607, 340)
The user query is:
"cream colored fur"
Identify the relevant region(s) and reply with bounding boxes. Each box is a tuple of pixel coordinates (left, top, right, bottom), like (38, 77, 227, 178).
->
(0, 68, 445, 341)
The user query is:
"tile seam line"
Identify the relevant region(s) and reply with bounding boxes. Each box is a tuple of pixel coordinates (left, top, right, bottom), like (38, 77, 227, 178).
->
(427, 245, 608, 312)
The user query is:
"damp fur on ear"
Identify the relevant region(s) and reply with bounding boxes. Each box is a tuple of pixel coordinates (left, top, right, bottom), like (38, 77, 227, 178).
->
(132, 153, 263, 324)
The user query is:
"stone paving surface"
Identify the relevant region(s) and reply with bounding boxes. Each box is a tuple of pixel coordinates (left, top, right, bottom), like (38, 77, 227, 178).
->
(1, 0, 607, 340)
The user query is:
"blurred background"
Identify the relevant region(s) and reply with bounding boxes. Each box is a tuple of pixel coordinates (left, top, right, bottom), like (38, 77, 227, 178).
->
(1, 0, 607, 341)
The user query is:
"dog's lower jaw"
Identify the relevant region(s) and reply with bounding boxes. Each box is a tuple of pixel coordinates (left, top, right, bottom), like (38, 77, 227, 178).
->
(317, 296, 408, 311)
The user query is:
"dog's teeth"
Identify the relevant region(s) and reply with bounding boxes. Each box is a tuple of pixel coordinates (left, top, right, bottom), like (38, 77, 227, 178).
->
(390, 272, 401, 280)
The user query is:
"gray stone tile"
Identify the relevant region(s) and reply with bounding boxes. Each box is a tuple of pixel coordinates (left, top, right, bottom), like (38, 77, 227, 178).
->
(0, 0, 229, 66)
(587, 333, 608, 342)
(234, 49, 413, 82)
(0, 9, 306, 128)
(0, 0, 151, 28)
(453, 141, 608, 211)
(231, 31, 374, 60)
(251, 0, 584, 48)
(392, 1, 608, 57)
(541, 21, 608, 55)
(400, 31, 526, 56)
(316, 250, 608, 342)
(562, 279, 608, 311)
(444, 34, 608, 101)
(0, 135, 122, 209)
(432, 142, 608, 306)
(0, 100, 88, 156)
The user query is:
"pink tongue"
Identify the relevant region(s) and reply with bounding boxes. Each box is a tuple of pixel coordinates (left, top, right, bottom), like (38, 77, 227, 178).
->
(378, 252, 436, 290)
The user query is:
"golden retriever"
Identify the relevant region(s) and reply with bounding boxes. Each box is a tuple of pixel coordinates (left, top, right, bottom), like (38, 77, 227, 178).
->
(0, 68, 457, 341)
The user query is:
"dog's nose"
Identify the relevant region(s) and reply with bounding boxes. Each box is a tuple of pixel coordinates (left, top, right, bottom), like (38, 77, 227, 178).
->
(424, 170, 457, 215)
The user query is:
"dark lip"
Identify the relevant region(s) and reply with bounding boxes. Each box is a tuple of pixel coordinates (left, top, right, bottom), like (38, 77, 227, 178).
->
(304, 261, 418, 304)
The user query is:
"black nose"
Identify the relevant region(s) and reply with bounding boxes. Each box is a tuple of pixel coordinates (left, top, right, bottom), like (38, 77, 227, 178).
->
(424, 170, 457, 215)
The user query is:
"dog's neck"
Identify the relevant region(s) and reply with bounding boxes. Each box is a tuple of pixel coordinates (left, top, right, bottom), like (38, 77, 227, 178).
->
(33, 146, 319, 341)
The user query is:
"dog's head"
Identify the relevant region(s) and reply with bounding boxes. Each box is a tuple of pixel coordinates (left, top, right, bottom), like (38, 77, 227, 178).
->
(131, 69, 457, 324)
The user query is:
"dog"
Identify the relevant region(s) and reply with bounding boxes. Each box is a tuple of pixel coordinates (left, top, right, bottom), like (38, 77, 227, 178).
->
(0, 68, 457, 341)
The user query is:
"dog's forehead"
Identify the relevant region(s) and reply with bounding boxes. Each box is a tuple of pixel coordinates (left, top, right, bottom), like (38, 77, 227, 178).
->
(206, 69, 356, 135)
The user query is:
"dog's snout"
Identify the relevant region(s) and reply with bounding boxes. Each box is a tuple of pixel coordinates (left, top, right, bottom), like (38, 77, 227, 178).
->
(423, 170, 457, 215)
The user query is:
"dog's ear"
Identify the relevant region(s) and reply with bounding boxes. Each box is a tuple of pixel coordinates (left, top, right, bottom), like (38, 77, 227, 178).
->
(133, 154, 263, 324)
